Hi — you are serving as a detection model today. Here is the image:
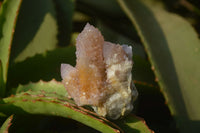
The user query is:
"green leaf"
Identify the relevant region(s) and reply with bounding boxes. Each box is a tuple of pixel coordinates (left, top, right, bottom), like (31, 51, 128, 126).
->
(133, 55, 157, 86)
(77, 0, 124, 18)
(53, 0, 74, 46)
(0, 0, 22, 96)
(8, 114, 101, 132)
(1, 81, 152, 132)
(70, 32, 79, 45)
(118, 0, 200, 132)
(73, 11, 91, 22)
(0, 92, 122, 133)
(0, 92, 152, 132)
(0, 60, 5, 97)
(10, 0, 58, 62)
(7, 46, 76, 88)
(116, 115, 153, 133)
(10, 80, 68, 99)
(0, 115, 13, 133)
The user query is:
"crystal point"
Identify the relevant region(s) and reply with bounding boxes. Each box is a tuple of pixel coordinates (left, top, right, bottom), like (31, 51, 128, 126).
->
(61, 23, 138, 119)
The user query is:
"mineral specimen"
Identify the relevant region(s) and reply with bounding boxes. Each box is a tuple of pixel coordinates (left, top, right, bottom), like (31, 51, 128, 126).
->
(61, 23, 138, 120)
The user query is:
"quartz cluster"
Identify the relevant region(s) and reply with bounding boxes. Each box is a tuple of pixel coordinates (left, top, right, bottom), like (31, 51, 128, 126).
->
(61, 23, 138, 120)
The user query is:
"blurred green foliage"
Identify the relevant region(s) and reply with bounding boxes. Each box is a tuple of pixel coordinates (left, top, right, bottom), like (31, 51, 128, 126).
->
(0, 0, 200, 132)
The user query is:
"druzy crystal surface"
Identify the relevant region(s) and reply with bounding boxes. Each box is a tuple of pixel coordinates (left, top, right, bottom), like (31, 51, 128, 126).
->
(61, 23, 138, 119)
